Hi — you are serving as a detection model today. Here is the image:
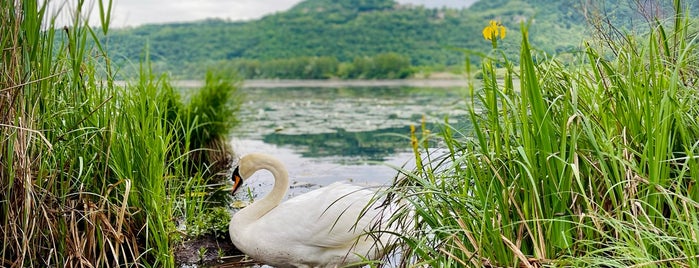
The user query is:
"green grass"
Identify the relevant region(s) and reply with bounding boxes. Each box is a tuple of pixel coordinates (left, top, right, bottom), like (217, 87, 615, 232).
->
(0, 1, 241, 267)
(391, 1, 699, 267)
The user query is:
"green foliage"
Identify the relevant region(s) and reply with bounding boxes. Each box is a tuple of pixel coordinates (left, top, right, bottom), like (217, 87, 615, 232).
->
(183, 70, 242, 179)
(192, 53, 413, 79)
(334, 52, 414, 79)
(390, 1, 699, 267)
(186, 71, 242, 149)
(231, 56, 339, 79)
(187, 207, 232, 239)
(110, 68, 177, 267)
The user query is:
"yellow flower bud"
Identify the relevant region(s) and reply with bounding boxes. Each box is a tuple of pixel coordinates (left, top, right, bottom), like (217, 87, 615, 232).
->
(482, 20, 506, 41)
(482, 27, 493, 40)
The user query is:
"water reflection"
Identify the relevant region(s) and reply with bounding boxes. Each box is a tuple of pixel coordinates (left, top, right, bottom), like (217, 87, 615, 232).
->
(263, 126, 410, 161)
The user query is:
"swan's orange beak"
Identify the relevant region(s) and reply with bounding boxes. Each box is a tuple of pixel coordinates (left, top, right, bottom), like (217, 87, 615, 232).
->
(231, 166, 243, 194)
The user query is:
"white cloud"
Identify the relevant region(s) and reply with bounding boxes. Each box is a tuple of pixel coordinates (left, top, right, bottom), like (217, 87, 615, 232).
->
(121, 0, 304, 26)
(48, 0, 478, 29)
(50, 0, 303, 28)
(109, 0, 301, 26)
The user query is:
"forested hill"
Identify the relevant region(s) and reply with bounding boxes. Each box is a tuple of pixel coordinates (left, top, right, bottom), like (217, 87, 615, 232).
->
(101, 0, 674, 79)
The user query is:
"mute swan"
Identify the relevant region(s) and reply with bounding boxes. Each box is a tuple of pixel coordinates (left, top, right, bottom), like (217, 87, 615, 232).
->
(229, 153, 400, 268)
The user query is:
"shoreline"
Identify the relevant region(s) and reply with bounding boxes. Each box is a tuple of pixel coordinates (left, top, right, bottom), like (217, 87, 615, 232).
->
(174, 78, 470, 88)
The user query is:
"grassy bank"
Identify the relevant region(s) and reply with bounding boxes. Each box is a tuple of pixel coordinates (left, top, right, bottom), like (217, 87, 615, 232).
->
(1, 1, 240, 267)
(393, 1, 699, 267)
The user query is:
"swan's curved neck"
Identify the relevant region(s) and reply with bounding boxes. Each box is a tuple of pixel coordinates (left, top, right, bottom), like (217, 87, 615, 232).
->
(234, 157, 289, 226)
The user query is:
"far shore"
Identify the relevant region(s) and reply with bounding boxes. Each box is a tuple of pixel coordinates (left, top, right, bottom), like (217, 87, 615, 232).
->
(175, 78, 471, 88)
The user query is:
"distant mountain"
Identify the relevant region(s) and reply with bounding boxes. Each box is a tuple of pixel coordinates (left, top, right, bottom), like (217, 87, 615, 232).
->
(101, 0, 679, 79)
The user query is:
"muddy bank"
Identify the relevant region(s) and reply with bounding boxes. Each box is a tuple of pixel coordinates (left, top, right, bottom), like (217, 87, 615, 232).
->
(174, 234, 262, 267)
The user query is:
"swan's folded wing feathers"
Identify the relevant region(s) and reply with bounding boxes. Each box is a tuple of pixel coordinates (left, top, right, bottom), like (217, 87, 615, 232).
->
(252, 182, 386, 253)
(305, 183, 384, 249)
(306, 202, 379, 249)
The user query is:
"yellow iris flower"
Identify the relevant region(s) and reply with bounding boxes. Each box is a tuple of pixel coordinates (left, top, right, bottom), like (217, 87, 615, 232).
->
(482, 20, 506, 41)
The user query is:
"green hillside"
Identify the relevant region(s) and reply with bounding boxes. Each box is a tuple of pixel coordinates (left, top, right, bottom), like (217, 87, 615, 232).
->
(102, 0, 653, 79)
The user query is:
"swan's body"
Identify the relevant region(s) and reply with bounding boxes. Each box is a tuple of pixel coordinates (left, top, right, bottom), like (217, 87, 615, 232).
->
(229, 153, 399, 268)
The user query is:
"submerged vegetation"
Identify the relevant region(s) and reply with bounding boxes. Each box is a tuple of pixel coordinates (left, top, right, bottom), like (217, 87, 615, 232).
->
(391, 1, 699, 267)
(0, 1, 240, 267)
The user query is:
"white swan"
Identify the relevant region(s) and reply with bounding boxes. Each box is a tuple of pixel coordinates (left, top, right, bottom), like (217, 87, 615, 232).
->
(229, 153, 400, 268)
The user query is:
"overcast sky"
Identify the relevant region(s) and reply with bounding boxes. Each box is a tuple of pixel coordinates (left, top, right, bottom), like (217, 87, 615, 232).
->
(50, 0, 478, 28)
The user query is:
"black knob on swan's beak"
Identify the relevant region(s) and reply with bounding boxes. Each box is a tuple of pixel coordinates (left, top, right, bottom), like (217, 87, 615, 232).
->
(231, 166, 243, 194)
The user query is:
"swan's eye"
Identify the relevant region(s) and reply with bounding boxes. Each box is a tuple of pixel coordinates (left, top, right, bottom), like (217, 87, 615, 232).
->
(232, 167, 243, 193)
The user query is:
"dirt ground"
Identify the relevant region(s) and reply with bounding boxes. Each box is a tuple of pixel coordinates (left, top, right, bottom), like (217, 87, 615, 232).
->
(174, 235, 262, 267)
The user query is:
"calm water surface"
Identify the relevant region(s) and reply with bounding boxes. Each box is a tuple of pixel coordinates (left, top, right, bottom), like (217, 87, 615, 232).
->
(230, 86, 472, 198)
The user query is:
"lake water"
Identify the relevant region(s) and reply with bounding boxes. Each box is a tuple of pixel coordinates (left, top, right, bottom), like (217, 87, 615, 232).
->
(229, 84, 472, 199)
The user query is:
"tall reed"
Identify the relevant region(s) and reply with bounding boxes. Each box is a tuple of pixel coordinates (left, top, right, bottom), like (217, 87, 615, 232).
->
(392, 1, 699, 267)
(1, 1, 133, 266)
(0, 1, 240, 267)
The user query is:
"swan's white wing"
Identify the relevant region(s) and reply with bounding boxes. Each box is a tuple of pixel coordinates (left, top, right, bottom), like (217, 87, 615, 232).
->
(257, 182, 386, 249)
(305, 184, 383, 248)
